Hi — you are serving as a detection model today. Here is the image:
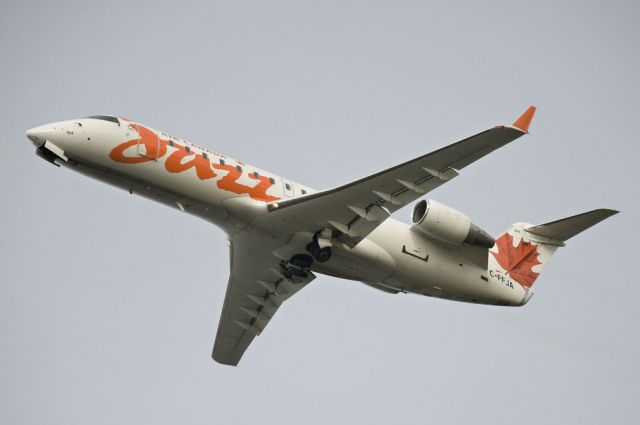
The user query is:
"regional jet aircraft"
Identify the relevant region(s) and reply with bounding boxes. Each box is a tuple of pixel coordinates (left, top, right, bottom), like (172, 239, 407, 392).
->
(26, 106, 617, 365)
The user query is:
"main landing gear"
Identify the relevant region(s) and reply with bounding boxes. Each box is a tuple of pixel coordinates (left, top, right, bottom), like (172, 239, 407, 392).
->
(281, 254, 314, 279)
(306, 239, 332, 263)
(280, 233, 333, 280)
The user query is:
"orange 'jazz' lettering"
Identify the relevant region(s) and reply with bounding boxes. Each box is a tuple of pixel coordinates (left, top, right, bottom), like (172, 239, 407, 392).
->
(211, 164, 278, 202)
(165, 145, 217, 180)
(109, 123, 279, 202)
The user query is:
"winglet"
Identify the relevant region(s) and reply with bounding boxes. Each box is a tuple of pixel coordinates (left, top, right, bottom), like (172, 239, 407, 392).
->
(512, 105, 536, 133)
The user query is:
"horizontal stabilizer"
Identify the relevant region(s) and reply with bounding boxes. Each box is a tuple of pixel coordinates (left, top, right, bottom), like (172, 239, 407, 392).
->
(525, 209, 618, 242)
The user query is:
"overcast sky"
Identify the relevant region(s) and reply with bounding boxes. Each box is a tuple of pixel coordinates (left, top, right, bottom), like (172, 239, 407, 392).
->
(1, 1, 638, 424)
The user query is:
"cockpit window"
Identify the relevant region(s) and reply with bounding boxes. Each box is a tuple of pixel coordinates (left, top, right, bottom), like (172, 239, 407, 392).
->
(87, 115, 120, 125)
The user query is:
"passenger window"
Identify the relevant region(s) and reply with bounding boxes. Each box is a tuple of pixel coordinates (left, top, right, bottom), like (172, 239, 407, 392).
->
(269, 177, 275, 184)
(219, 159, 226, 165)
(185, 146, 191, 153)
(285, 183, 291, 190)
(202, 152, 208, 159)
(236, 165, 243, 172)
(301, 189, 307, 194)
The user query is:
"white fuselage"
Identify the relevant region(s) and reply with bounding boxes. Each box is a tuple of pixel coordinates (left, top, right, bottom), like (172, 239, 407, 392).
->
(26, 117, 530, 307)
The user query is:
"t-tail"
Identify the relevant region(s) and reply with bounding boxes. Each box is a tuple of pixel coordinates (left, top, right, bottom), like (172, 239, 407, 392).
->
(488, 209, 618, 302)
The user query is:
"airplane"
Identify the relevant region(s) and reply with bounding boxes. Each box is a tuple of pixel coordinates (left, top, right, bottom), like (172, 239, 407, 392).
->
(25, 106, 617, 366)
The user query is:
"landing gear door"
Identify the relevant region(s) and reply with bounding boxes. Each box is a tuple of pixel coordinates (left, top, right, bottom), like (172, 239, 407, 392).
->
(135, 124, 160, 160)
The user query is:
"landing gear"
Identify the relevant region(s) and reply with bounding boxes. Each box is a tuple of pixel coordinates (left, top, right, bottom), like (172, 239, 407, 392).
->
(280, 233, 333, 280)
(291, 253, 313, 269)
(281, 254, 314, 279)
(306, 240, 332, 263)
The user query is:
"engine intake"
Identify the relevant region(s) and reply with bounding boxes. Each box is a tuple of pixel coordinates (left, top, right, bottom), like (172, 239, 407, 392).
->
(411, 199, 495, 248)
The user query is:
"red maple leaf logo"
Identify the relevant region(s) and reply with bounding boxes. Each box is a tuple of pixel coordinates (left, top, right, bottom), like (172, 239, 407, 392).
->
(491, 233, 541, 288)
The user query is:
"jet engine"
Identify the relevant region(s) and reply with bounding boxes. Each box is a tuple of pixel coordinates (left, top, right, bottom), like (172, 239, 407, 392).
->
(411, 199, 495, 248)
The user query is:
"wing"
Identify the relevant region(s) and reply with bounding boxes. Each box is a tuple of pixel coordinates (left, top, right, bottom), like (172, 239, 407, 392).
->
(255, 107, 536, 247)
(212, 230, 315, 366)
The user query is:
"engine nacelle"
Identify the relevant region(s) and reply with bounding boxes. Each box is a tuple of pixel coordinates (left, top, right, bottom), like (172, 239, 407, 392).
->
(411, 199, 495, 248)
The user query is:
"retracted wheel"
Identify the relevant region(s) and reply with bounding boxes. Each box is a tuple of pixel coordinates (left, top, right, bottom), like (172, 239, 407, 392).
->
(281, 253, 313, 280)
(315, 246, 332, 262)
(291, 253, 313, 269)
(306, 241, 332, 263)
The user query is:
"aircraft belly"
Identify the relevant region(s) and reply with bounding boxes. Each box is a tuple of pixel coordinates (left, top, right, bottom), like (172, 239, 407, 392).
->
(312, 238, 395, 283)
(366, 219, 525, 305)
(62, 148, 230, 224)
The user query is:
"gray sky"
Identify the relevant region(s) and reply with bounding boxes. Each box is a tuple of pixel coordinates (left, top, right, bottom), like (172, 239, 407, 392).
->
(1, 1, 638, 424)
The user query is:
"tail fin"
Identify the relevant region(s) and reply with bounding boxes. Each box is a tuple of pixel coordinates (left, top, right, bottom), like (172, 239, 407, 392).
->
(489, 209, 618, 289)
(525, 209, 618, 243)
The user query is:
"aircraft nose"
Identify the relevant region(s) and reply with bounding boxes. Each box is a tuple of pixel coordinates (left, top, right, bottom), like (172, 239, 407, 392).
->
(26, 124, 59, 146)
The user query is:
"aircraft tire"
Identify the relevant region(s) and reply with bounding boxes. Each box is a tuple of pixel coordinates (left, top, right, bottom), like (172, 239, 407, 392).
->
(315, 247, 332, 262)
(306, 241, 332, 262)
(291, 253, 313, 269)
